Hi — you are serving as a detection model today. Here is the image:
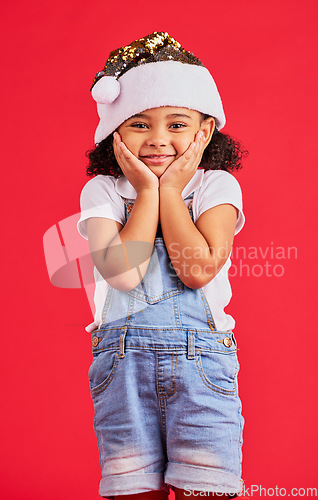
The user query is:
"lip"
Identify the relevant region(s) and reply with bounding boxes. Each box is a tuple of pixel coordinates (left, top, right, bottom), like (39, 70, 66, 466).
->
(140, 155, 174, 165)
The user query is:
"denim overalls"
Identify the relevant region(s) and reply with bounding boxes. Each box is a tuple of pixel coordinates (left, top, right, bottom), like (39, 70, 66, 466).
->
(88, 192, 244, 499)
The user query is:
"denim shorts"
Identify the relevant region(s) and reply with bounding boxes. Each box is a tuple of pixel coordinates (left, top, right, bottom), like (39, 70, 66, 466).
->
(89, 324, 244, 499)
(87, 194, 244, 498)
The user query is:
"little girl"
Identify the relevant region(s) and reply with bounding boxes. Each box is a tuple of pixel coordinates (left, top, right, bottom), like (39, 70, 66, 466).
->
(77, 31, 247, 500)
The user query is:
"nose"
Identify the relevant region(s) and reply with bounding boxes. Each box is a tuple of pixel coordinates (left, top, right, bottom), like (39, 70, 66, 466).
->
(144, 128, 169, 148)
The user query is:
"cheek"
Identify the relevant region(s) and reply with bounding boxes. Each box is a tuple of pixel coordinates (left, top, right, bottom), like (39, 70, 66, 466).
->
(120, 135, 140, 153)
(175, 137, 193, 156)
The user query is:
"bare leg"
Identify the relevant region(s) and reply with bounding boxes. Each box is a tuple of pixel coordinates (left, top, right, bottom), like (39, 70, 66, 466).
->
(115, 491, 169, 500)
(174, 487, 229, 499)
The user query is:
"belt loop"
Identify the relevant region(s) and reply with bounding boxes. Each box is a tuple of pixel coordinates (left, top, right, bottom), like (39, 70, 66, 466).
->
(187, 329, 196, 360)
(119, 327, 128, 358)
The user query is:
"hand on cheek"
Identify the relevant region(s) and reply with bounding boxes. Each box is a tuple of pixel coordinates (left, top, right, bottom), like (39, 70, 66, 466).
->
(112, 132, 159, 193)
(159, 130, 206, 193)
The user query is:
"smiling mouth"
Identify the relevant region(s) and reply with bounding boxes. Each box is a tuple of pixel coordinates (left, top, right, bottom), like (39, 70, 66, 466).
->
(141, 155, 174, 158)
(140, 155, 174, 165)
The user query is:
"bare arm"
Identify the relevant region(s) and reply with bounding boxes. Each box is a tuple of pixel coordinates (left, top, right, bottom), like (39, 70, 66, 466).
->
(86, 188, 159, 291)
(86, 132, 159, 291)
(159, 189, 237, 288)
(159, 128, 237, 288)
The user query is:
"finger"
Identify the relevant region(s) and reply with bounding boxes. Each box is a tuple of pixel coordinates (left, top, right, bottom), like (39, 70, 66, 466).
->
(113, 134, 125, 154)
(113, 132, 125, 155)
(113, 138, 134, 175)
(187, 132, 205, 156)
(113, 137, 132, 163)
(179, 141, 197, 163)
(183, 140, 202, 165)
(191, 132, 205, 158)
(113, 131, 121, 143)
(182, 135, 205, 170)
(194, 131, 205, 151)
(192, 135, 206, 167)
(115, 140, 148, 176)
(118, 141, 133, 161)
(112, 131, 119, 149)
(112, 133, 122, 157)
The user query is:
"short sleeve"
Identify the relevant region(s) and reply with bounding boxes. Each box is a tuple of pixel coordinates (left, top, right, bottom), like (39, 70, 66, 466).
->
(77, 175, 125, 240)
(195, 170, 245, 235)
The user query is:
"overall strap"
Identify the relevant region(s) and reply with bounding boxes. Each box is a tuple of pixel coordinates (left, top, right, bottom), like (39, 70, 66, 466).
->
(122, 197, 135, 222)
(184, 191, 195, 222)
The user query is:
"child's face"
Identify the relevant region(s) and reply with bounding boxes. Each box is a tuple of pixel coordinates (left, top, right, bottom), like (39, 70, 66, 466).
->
(116, 106, 214, 178)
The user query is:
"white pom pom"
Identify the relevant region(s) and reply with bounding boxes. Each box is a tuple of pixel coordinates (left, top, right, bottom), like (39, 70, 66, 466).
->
(91, 76, 121, 104)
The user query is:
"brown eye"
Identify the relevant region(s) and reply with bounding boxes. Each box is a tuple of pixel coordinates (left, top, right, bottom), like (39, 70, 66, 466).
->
(130, 123, 148, 128)
(170, 123, 187, 129)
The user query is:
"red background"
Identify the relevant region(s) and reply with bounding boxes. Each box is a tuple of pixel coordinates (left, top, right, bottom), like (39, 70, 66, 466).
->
(1, 1, 317, 499)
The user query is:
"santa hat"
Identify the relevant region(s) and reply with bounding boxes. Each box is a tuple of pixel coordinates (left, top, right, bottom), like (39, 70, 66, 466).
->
(91, 31, 226, 144)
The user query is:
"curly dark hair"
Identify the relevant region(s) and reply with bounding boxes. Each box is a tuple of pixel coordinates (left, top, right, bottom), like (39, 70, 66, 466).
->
(85, 114, 248, 177)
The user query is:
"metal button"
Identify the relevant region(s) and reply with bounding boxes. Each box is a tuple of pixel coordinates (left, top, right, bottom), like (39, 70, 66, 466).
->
(223, 337, 232, 348)
(92, 336, 100, 347)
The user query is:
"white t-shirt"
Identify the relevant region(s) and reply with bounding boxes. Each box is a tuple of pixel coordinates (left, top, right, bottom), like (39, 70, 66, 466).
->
(77, 169, 245, 333)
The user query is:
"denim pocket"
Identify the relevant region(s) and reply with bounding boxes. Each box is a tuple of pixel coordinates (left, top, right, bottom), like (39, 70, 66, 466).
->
(195, 348, 239, 396)
(88, 346, 119, 398)
(128, 275, 184, 304)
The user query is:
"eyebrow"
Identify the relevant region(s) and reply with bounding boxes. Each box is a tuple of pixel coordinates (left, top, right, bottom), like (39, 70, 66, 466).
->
(130, 113, 193, 120)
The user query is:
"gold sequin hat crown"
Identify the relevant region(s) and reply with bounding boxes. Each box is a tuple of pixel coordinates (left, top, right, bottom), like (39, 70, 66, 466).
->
(91, 31, 226, 144)
(91, 31, 204, 90)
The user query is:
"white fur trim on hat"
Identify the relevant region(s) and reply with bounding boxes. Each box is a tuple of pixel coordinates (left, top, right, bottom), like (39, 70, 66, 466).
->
(93, 60, 226, 144)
